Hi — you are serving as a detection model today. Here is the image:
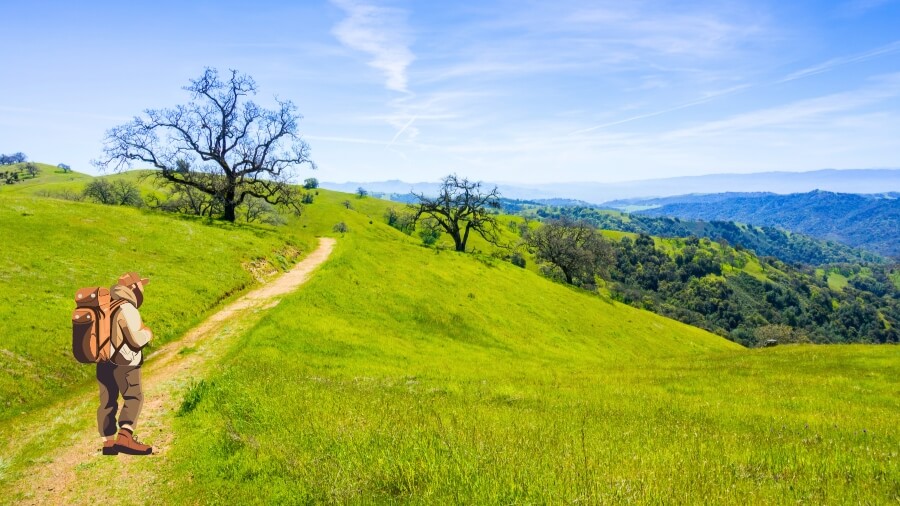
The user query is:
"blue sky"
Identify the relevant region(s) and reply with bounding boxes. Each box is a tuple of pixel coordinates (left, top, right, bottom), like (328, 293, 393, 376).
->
(1, 0, 899, 183)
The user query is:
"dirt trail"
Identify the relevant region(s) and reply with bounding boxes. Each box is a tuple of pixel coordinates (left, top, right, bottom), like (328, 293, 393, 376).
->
(7, 237, 336, 505)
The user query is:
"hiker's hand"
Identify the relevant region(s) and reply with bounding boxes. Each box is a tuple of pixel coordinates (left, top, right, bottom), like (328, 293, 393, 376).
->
(142, 325, 153, 341)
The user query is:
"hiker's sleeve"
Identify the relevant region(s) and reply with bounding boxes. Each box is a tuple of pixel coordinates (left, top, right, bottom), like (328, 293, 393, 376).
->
(120, 305, 152, 349)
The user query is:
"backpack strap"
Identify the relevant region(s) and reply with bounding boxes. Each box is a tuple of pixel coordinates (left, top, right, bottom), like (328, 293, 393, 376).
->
(108, 299, 130, 360)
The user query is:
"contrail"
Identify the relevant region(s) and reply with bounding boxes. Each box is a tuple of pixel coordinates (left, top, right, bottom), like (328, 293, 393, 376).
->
(567, 85, 750, 136)
(386, 115, 418, 148)
(779, 39, 900, 83)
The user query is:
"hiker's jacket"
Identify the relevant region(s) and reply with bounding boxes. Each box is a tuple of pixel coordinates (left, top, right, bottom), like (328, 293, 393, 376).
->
(109, 284, 152, 366)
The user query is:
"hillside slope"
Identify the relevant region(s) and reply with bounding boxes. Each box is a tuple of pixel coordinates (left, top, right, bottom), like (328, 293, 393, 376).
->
(1, 175, 898, 504)
(532, 205, 882, 265)
(0, 192, 312, 421)
(639, 191, 900, 257)
(146, 193, 895, 504)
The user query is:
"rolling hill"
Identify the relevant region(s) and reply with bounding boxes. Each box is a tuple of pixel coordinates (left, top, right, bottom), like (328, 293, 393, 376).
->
(0, 167, 898, 503)
(636, 191, 900, 257)
(325, 168, 900, 203)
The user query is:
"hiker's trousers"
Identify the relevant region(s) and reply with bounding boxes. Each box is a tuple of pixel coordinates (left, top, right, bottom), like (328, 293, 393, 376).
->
(96, 362, 144, 437)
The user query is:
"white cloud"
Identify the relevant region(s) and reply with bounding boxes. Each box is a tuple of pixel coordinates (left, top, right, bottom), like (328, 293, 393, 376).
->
(331, 0, 414, 93)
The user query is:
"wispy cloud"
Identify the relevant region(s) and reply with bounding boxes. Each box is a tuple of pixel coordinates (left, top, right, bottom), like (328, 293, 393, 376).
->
(780, 40, 900, 82)
(331, 0, 414, 93)
(662, 73, 900, 141)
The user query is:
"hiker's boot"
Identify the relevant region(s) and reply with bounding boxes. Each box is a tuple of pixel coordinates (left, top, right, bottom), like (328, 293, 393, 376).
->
(102, 439, 118, 456)
(113, 428, 152, 455)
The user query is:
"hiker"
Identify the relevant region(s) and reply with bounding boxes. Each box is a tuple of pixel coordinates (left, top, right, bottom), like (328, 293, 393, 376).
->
(96, 272, 154, 456)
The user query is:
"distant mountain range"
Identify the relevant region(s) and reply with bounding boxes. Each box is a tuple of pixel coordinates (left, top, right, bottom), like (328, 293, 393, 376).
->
(631, 191, 900, 258)
(323, 168, 900, 204)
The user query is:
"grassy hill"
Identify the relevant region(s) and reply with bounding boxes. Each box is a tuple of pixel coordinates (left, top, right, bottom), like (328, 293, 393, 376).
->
(0, 187, 313, 421)
(149, 191, 897, 503)
(0, 170, 898, 503)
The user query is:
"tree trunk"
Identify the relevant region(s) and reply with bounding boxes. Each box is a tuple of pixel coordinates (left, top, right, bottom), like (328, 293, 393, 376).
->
(452, 233, 464, 251)
(223, 202, 237, 222)
(450, 224, 465, 251)
(223, 187, 237, 222)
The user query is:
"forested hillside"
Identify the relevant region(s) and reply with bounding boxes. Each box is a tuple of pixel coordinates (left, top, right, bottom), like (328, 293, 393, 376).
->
(638, 191, 900, 257)
(531, 205, 882, 265)
(596, 233, 899, 346)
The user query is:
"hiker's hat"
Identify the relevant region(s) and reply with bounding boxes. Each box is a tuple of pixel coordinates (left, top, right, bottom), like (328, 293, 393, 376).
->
(118, 272, 150, 288)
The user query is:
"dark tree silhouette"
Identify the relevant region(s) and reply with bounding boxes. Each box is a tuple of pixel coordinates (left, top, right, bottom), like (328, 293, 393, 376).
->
(96, 68, 315, 222)
(412, 174, 501, 252)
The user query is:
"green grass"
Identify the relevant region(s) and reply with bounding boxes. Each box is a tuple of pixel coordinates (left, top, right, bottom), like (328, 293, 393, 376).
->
(1, 170, 899, 503)
(0, 163, 92, 195)
(0, 192, 313, 421)
(821, 270, 850, 292)
(153, 194, 900, 504)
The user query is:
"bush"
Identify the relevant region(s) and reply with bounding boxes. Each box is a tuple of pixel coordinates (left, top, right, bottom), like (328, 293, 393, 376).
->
(333, 222, 349, 234)
(417, 218, 441, 246)
(385, 207, 416, 234)
(83, 179, 143, 207)
(303, 177, 319, 189)
(301, 192, 315, 204)
(510, 252, 527, 268)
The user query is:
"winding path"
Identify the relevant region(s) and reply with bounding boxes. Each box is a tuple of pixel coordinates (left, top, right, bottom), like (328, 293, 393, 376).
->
(5, 237, 336, 505)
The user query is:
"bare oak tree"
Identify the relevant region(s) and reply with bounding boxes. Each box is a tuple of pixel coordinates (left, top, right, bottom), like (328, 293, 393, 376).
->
(96, 68, 315, 222)
(526, 217, 612, 285)
(412, 174, 501, 252)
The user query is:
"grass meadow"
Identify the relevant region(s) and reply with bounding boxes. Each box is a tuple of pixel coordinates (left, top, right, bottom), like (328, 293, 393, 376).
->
(0, 188, 313, 422)
(0, 170, 897, 503)
(156, 193, 899, 504)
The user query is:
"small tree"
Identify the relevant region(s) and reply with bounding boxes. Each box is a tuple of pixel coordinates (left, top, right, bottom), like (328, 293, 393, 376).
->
(97, 68, 315, 222)
(412, 174, 501, 252)
(385, 207, 416, 234)
(83, 180, 115, 204)
(333, 222, 349, 234)
(58, 163, 72, 173)
(83, 179, 143, 206)
(526, 217, 612, 285)
(24, 162, 38, 178)
(303, 177, 319, 189)
(417, 218, 442, 246)
(342, 200, 353, 209)
(0, 152, 27, 165)
(356, 187, 368, 198)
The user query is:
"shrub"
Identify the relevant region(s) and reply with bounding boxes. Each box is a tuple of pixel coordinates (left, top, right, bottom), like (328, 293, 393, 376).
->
(510, 252, 527, 268)
(333, 222, 349, 234)
(83, 179, 143, 207)
(385, 207, 416, 234)
(303, 177, 319, 189)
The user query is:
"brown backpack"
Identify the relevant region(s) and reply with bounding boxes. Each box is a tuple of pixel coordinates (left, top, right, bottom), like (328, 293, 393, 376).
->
(72, 287, 128, 364)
